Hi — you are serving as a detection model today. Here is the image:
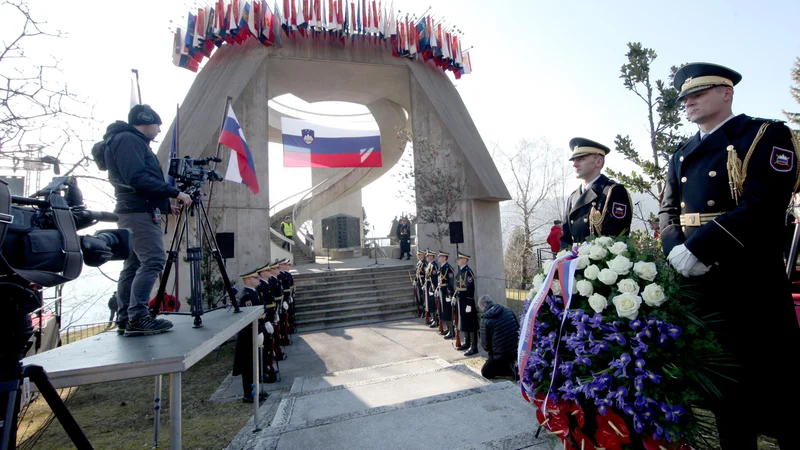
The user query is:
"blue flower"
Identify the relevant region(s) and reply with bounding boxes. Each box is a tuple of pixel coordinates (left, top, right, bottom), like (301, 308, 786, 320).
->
(629, 319, 643, 330)
(632, 413, 645, 434)
(666, 324, 682, 340)
(610, 353, 632, 378)
(574, 355, 592, 367)
(634, 375, 645, 393)
(609, 386, 629, 409)
(589, 313, 603, 328)
(560, 361, 574, 378)
(623, 404, 636, 416)
(645, 371, 661, 384)
(652, 420, 665, 440)
(657, 334, 669, 347)
(659, 402, 686, 423)
(635, 359, 646, 373)
(605, 332, 627, 346)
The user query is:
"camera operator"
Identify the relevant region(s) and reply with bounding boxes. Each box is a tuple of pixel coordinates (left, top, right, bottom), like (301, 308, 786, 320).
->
(101, 104, 191, 336)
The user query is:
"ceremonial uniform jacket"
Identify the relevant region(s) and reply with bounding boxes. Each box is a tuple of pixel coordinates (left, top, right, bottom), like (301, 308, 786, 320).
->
(278, 271, 292, 301)
(438, 262, 455, 321)
(455, 265, 478, 332)
(658, 114, 800, 431)
(232, 287, 264, 377)
(560, 174, 632, 249)
(425, 260, 439, 292)
(396, 223, 411, 242)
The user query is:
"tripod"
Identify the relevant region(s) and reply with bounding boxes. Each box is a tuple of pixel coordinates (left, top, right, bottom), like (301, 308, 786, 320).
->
(151, 182, 240, 327)
(367, 226, 384, 268)
(1, 284, 92, 450)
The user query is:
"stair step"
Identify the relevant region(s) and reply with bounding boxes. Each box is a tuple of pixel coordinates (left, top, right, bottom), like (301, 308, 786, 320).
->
(293, 265, 415, 282)
(296, 284, 412, 302)
(296, 309, 416, 330)
(294, 294, 412, 312)
(294, 273, 412, 291)
(295, 299, 412, 320)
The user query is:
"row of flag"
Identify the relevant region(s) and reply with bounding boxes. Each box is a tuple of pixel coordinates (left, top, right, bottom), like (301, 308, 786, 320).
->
(172, 0, 472, 78)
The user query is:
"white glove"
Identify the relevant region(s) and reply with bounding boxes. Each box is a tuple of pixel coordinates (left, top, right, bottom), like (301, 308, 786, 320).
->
(667, 244, 696, 277)
(289, 295, 294, 304)
(257, 332, 264, 347)
(435, 290, 440, 299)
(445, 296, 452, 303)
(687, 260, 712, 277)
(283, 301, 289, 310)
(466, 306, 472, 313)
(265, 322, 274, 334)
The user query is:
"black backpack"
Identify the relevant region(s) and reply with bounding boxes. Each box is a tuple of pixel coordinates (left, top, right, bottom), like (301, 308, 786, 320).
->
(91, 137, 112, 171)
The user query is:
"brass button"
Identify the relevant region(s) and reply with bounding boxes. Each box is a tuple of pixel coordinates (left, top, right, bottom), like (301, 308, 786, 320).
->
(679, 156, 684, 161)
(680, 201, 686, 208)
(709, 171, 717, 177)
(681, 176, 687, 183)
(707, 200, 715, 206)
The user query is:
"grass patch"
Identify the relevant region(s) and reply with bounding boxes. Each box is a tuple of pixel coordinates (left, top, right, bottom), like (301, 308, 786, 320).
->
(18, 343, 254, 450)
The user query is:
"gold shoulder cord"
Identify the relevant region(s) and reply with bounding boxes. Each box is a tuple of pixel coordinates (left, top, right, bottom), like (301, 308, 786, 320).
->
(589, 184, 616, 236)
(727, 123, 769, 204)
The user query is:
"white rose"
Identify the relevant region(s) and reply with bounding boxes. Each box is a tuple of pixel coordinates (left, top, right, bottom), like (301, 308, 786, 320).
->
(576, 255, 590, 270)
(579, 242, 593, 254)
(543, 260, 555, 274)
(608, 241, 628, 255)
(531, 274, 545, 294)
(633, 261, 658, 282)
(594, 236, 614, 248)
(576, 279, 594, 297)
(587, 293, 608, 313)
(584, 264, 601, 280)
(612, 293, 643, 320)
(556, 249, 570, 258)
(551, 282, 562, 296)
(589, 245, 609, 260)
(597, 268, 618, 285)
(607, 255, 633, 276)
(617, 278, 640, 295)
(642, 283, 667, 307)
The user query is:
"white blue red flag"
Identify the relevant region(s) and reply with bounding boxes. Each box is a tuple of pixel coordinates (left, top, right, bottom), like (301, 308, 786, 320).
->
(220, 105, 260, 194)
(281, 117, 382, 168)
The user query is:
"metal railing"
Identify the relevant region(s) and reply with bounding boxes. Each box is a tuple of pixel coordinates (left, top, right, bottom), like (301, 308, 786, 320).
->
(61, 322, 116, 345)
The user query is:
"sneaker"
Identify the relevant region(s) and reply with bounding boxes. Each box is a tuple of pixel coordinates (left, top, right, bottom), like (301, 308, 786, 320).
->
(125, 316, 173, 336)
(116, 320, 127, 335)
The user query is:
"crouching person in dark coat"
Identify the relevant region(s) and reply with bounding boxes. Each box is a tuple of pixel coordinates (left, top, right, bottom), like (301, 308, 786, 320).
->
(478, 295, 519, 379)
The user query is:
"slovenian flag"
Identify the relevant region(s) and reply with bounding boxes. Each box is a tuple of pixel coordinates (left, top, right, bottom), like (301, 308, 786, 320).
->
(281, 117, 382, 168)
(220, 105, 260, 194)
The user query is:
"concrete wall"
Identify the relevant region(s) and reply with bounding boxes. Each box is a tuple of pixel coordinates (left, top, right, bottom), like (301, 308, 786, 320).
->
(311, 167, 364, 253)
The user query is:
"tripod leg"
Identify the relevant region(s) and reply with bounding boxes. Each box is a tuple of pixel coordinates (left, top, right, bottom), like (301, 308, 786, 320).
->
(22, 365, 92, 450)
(1, 379, 20, 450)
(197, 200, 240, 312)
(152, 208, 187, 317)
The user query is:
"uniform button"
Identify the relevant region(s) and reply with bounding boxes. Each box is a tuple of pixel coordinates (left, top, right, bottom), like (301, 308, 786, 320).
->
(571, 220, 574, 224)
(680, 201, 686, 208)
(679, 156, 684, 161)
(709, 171, 717, 177)
(707, 200, 715, 206)
(682, 226, 686, 232)
(681, 176, 687, 183)
(583, 218, 588, 223)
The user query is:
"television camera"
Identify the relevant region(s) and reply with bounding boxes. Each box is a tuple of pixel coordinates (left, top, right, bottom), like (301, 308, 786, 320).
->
(0, 176, 132, 449)
(168, 156, 223, 194)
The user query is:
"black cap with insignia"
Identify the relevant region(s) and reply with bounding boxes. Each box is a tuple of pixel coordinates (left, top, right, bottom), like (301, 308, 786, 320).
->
(568, 138, 611, 161)
(673, 62, 742, 100)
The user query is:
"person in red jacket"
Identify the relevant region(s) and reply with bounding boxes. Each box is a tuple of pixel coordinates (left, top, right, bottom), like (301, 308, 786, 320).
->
(546, 220, 562, 253)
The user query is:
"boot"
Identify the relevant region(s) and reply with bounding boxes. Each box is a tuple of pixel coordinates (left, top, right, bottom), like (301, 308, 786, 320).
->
(443, 322, 455, 340)
(456, 331, 470, 351)
(464, 332, 479, 356)
(428, 318, 438, 328)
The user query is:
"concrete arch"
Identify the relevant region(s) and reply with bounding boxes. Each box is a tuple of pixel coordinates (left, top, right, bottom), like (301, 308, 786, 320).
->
(157, 37, 511, 303)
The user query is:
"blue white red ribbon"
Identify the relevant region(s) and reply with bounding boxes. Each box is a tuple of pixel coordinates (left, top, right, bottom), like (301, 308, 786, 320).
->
(517, 247, 579, 415)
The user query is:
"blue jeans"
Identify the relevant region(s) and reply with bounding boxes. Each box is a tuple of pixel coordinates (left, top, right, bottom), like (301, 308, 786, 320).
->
(116, 213, 166, 323)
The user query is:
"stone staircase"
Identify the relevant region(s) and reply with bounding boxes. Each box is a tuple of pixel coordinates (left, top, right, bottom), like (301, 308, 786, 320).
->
(293, 265, 417, 332)
(228, 357, 552, 450)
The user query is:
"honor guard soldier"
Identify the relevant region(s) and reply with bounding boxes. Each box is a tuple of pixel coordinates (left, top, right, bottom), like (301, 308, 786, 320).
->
(396, 217, 412, 259)
(276, 258, 292, 345)
(256, 262, 284, 364)
(279, 259, 297, 334)
(268, 260, 288, 358)
(415, 250, 427, 320)
(232, 268, 269, 403)
(424, 250, 440, 329)
(437, 251, 456, 339)
(560, 138, 633, 249)
(454, 252, 479, 356)
(660, 62, 799, 450)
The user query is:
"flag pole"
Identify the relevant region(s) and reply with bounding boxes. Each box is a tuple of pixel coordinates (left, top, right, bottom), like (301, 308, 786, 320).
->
(132, 69, 142, 104)
(206, 96, 233, 214)
(173, 103, 180, 306)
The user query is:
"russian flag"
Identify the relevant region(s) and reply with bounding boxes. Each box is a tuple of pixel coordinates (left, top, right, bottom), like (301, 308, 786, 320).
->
(281, 117, 382, 168)
(220, 105, 260, 194)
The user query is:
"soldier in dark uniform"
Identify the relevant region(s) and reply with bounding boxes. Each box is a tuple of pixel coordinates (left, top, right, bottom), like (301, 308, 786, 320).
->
(424, 250, 440, 328)
(415, 250, 427, 320)
(279, 259, 297, 334)
(232, 268, 269, 403)
(437, 251, 456, 339)
(396, 217, 412, 259)
(660, 63, 799, 450)
(267, 261, 288, 359)
(276, 258, 292, 345)
(560, 138, 633, 249)
(454, 252, 478, 356)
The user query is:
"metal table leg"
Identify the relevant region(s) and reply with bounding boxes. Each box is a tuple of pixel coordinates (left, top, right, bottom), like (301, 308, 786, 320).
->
(252, 319, 261, 432)
(154, 375, 162, 447)
(169, 372, 181, 449)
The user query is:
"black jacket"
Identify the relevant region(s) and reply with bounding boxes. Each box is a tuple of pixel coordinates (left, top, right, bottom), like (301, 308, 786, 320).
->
(102, 121, 180, 214)
(480, 301, 519, 357)
(560, 174, 632, 249)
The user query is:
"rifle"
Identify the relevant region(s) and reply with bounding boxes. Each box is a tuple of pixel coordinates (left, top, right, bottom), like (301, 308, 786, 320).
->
(263, 332, 278, 383)
(281, 297, 292, 345)
(435, 290, 443, 333)
(409, 271, 421, 316)
(273, 321, 285, 361)
(453, 297, 462, 348)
